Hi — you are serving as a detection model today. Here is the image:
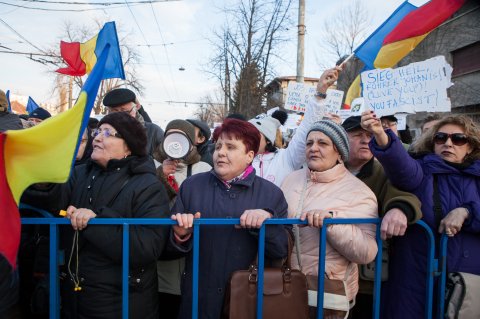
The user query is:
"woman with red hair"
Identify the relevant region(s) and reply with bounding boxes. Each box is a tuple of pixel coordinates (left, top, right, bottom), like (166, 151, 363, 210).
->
(169, 119, 292, 318)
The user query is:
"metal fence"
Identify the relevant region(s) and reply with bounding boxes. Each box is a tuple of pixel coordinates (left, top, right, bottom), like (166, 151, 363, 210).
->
(20, 215, 447, 319)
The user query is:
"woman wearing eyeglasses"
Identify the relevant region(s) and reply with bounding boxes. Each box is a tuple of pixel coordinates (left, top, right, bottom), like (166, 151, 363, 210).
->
(22, 112, 170, 319)
(360, 111, 480, 319)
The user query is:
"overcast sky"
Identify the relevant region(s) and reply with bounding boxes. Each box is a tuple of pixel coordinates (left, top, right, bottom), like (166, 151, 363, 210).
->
(0, 0, 428, 127)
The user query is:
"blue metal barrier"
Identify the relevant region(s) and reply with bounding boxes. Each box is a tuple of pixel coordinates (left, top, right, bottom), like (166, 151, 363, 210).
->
(437, 234, 449, 318)
(20, 216, 443, 319)
(21, 217, 177, 319)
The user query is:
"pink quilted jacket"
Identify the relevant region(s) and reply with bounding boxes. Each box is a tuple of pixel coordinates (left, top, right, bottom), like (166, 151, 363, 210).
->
(281, 164, 378, 301)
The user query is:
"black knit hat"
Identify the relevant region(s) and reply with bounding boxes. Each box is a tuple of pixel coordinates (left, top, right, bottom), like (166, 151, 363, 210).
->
(29, 107, 51, 120)
(166, 119, 196, 144)
(186, 119, 211, 142)
(99, 112, 147, 157)
(103, 88, 136, 108)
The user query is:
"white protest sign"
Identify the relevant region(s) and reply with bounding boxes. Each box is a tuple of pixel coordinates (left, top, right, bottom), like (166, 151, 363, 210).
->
(361, 56, 453, 117)
(285, 82, 316, 113)
(339, 97, 364, 120)
(324, 89, 345, 114)
(395, 113, 407, 130)
(281, 113, 302, 131)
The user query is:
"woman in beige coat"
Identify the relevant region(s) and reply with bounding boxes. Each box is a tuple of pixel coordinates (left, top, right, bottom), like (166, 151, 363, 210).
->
(281, 120, 378, 319)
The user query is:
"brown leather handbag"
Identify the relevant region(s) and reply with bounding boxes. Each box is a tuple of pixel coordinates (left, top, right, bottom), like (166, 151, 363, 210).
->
(222, 237, 309, 319)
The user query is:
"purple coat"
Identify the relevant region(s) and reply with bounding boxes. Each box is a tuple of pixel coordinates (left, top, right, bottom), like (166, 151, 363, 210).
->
(370, 130, 480, 319)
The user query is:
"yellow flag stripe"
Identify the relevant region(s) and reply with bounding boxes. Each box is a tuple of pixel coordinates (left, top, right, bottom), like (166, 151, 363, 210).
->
(344, 75, 362, 108)
(373, 33, 429, 69)
(80, 35, 98, 74)
(4, 92, 88, 203)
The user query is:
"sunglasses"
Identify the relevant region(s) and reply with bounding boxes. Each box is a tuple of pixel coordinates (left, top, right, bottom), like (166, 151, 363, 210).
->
(433, 132, 468, 146)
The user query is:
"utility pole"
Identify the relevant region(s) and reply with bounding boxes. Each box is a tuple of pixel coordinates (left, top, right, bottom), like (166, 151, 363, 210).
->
(296, 0, 305, 83)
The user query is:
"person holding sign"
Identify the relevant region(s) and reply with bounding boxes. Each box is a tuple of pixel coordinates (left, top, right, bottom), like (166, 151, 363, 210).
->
(248, 66, 342, 186)
(361, 111, 480, 319)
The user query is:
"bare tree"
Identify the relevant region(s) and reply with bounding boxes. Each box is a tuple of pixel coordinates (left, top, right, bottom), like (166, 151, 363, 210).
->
(206, 0, 294, 119)
(46, 20, 143, 114)
(193, 89, 227, 126)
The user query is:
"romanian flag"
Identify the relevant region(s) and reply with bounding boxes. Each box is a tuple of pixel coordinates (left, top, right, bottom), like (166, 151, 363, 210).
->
(57, 21, 125, 80)
(344, 0, 466, 108)
(344, 1, 417, 108)
(0, 45, 109, 268)
(375, 0, 466, 68)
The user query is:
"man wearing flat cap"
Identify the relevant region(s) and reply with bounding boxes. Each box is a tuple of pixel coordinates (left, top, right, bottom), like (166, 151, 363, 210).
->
(103, 88, 164, 158)
(28, 107, 52, 126)
(341, 115, 422, 318)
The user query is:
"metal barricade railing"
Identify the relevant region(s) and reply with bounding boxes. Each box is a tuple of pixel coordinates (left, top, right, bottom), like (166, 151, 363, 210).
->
(20, 216, 444, 319)
(437, 233, 449, 318)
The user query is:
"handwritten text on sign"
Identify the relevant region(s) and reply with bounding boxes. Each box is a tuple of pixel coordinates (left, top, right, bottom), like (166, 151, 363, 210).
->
(285, 82, 316, 113)
(324, 89, 345, 114)
(361, 56, 453, 117)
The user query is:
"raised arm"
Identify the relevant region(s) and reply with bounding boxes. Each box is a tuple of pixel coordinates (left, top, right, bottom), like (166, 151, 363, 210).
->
(282, 67, 342, 170)
(361, 111, 425, 192)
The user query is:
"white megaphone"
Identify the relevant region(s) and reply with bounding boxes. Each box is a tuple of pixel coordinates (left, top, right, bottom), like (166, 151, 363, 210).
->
(162, 131, 192, 160)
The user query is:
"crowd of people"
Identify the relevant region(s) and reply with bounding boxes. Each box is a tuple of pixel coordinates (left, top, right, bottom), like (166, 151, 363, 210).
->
(0, 61, 479, 319)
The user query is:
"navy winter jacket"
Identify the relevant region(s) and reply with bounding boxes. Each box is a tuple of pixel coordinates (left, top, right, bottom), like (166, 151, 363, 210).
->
(171, 169, 290, 319)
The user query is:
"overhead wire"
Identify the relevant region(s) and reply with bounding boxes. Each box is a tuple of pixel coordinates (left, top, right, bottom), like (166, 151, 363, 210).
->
(16, 0, 178, 5)
(149, 1, 179, 98)
(0, 1, 144, 11)
(0, 17, 45, 53)
(123, 0, 172, 100)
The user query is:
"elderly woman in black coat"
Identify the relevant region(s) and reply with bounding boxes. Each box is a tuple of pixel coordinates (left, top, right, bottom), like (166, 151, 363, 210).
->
(22, 112, 170, 319)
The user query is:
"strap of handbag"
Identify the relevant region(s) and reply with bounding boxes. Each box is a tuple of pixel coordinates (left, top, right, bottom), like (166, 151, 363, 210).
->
(292, 173, 351, 297)
(187, 164, 192, 177)
(251, 228, 294, 270)
(293, 176, 308, 271)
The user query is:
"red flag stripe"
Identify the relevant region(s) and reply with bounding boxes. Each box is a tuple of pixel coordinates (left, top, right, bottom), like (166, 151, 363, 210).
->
(0, 133, 21, 268)
(56, 41, 87, 76)
(383, 0, 467, 45)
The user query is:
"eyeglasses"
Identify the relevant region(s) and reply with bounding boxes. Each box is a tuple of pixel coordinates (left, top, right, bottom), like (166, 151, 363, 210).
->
(109, 104, 136, 115)
(433, 132, 468, 146)
(91, 128, 122, 139)
(381, 121, 397, 128)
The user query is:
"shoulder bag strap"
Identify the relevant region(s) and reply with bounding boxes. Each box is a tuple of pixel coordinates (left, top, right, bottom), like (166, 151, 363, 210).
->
(187, 164, 193, 177)
(294, 175, 308, 271)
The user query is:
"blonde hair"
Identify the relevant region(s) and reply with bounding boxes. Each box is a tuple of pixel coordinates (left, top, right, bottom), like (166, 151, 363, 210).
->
(412, 115, 480, 161)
